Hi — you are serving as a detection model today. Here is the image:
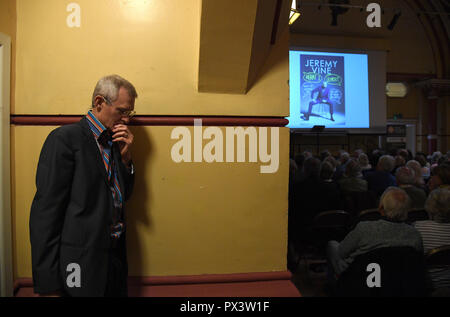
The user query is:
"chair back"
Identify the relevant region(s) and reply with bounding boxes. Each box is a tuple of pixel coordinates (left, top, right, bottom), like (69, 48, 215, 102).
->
(341, 191, 378, 217)
(407, 209, 429, 223)
(311, 210, 351, 245)
(312, 210, 351, 228)
(336, 246, 426, 297)
(426, 245, 450, 267)
(358, 208, 381, 222)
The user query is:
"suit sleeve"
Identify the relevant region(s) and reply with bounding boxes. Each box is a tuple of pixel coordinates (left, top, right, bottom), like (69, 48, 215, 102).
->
(29, 129, 74, 294)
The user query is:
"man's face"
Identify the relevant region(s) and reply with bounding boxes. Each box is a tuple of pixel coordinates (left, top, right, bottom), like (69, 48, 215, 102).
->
(96, 87, 135, 130)
(322, 82, 327, 88)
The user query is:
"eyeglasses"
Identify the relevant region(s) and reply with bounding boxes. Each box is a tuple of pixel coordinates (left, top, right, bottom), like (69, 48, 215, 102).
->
(101, 96, 136, 118)
(117, 108, 136, 118)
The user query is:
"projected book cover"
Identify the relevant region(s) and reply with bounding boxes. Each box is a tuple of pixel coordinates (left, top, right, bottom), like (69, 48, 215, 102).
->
(300, 54, 345, 125)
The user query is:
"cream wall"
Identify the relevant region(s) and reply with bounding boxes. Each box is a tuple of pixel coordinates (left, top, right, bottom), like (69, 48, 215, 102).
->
(12, 125, 289, 278)
(12, 0, 290, 279)
(14, 0, 289, 116)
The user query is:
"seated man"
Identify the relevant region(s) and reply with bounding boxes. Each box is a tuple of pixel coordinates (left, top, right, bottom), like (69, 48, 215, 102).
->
(327, 187, 423, 280)
(304, 81, 334, 121)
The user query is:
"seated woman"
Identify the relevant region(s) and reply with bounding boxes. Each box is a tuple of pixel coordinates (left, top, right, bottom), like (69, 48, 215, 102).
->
(358, 153, 372, 172)
(395, 166, 427, 210)
(414, 188, 450, 292)
(406, 159, 427, 192)
(327, 187, 423, 283)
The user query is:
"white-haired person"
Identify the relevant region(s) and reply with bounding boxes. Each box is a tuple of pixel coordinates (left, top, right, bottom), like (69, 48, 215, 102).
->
(327, 187, 423, 285)
(406, 160, 427, 192)
(395, 166, 427, 210)
(414, 188, 450, 293)
(358, 153, 372, 172)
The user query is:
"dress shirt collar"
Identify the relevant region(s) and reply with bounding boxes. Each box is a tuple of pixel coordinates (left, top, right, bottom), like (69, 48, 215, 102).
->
(86, 110, 112, 146)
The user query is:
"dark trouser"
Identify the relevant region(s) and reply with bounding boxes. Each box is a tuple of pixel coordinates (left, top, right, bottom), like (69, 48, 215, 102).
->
(305, 100, 334, 119)
(104, 237, 128, 297)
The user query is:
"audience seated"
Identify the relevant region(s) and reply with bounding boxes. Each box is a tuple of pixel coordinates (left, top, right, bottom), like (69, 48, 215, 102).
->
(428, 162, 450, 192)
(395, 166, 427, 210)
(317, 161, 341, 212)
(333, 152, 349, 180)
(393, 155, 406, 175)
(358, 153, 372, 171)
(293, 157, 322, 230)
(430, 151, 443, 167)
(338, 159, 368, 193)
(326, 187, 423, 284)
(406, 160, 427, 192)
(364, 155, 397, 197)
(366, 149, 384, 174)
(323, 155, 338, 172)
(351, 149, 364, 159)
(415, 153, 431, 180)
(287, 146, 450, 295)
(414, 188, 450, 292)
(320, 149, 331, 162)
(397, 149, 410, 162)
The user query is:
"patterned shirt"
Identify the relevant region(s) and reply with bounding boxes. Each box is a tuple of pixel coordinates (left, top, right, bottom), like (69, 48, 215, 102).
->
(414, 220, 450, 290)
(85, 110, 124, 239)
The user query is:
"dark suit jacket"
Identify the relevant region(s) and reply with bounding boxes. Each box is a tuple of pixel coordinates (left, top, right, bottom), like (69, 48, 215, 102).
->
(29, 117, 134, 296)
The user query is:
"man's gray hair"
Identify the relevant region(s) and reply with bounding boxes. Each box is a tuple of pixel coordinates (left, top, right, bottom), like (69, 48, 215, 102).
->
(425, 188, 450, 223)
(92, 74, 138, 106)
(378, 155, 395, 172)
(379, 187, 411, 221)
(395, 166, 415, 185)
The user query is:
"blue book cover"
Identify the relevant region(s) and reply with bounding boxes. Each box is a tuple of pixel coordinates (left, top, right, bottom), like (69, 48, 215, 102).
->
(299, 54, 345, 124)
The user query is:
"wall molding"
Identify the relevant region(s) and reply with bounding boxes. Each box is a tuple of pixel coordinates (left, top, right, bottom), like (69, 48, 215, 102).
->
(10, 115, 289, 127)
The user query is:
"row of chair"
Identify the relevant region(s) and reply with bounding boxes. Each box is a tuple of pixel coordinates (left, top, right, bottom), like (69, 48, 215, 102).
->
(335, 245, 450, 297)
(298, 209, 449, 296)
(358, 208, 429, 224)
(312, 208, 430, 236)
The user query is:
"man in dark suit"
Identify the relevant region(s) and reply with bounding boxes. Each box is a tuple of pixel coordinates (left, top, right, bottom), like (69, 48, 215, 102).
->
(304, 81, 334, 121)
(29, 75, 137, 297)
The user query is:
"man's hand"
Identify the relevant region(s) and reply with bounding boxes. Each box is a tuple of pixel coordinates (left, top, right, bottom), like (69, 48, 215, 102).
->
(112, 124, 134, 166)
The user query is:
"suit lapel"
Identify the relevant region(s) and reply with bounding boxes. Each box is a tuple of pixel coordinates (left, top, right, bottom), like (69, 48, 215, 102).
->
(78, 117, 111, 188)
